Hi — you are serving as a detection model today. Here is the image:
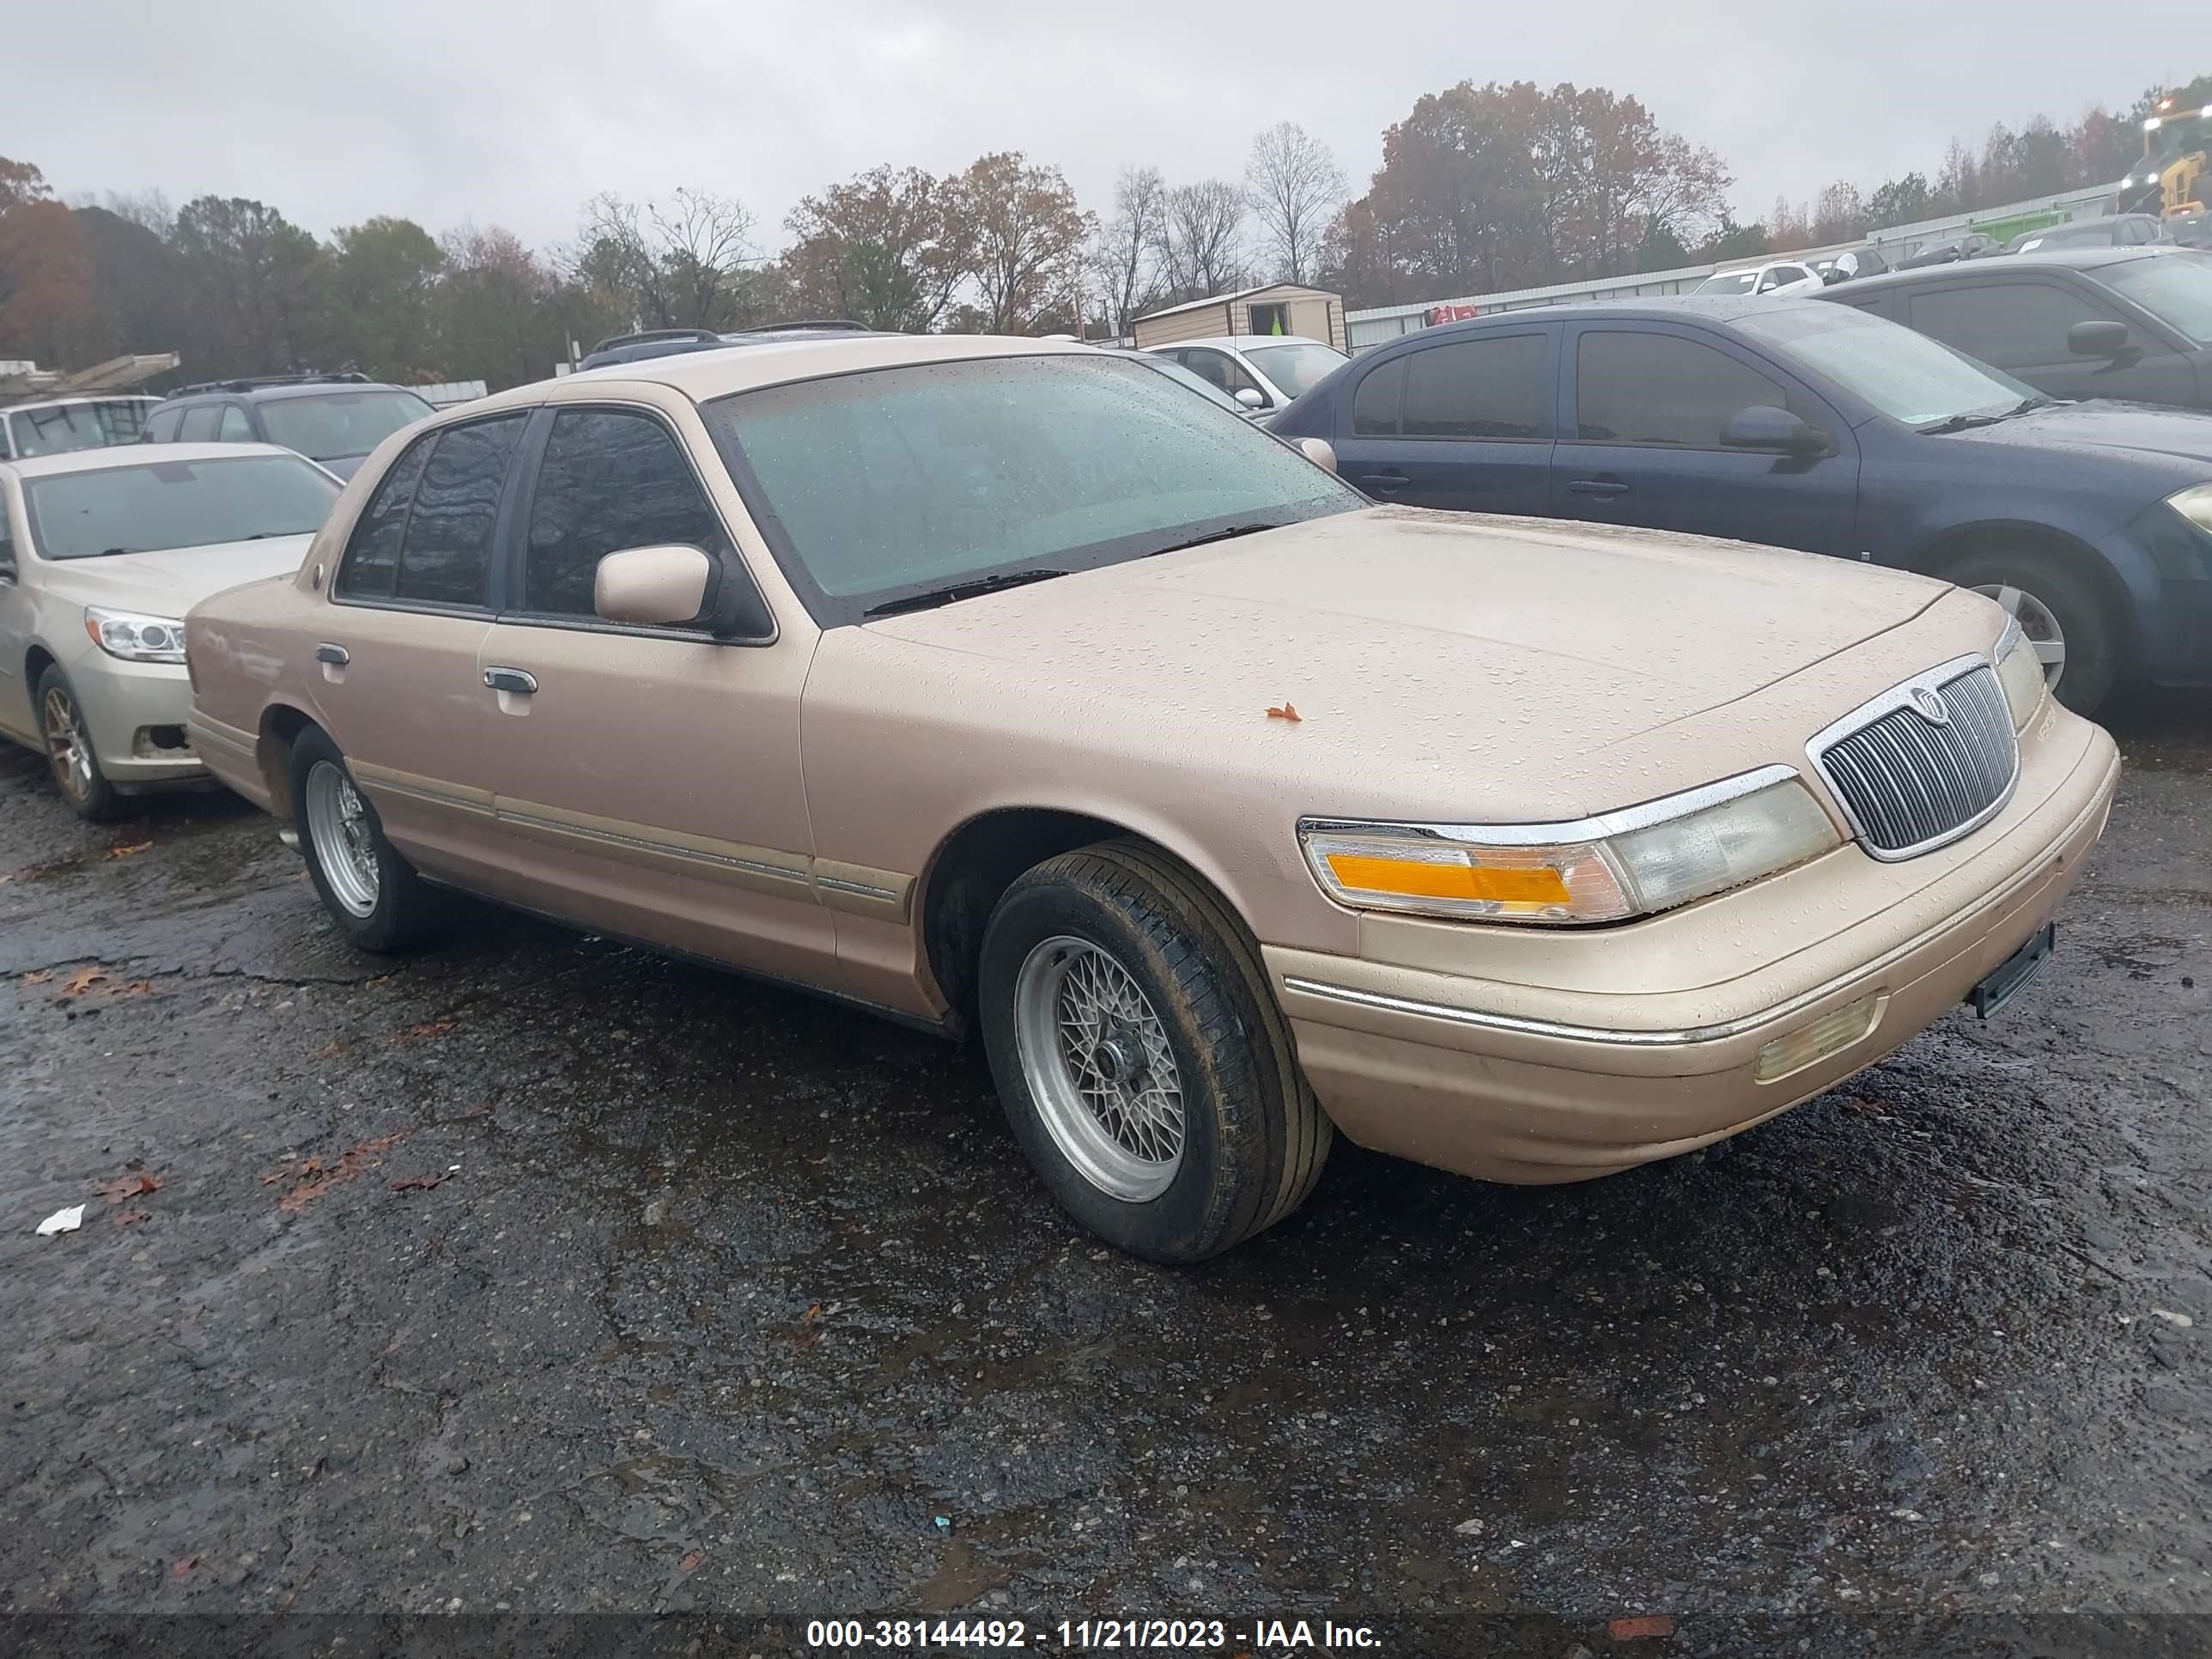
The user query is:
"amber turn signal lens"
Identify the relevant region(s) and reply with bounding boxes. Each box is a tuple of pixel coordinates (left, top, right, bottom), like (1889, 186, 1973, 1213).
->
(1322, 852, 1571, 907)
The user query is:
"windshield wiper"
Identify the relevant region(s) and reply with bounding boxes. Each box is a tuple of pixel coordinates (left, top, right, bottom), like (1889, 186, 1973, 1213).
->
(1139, 522, 1287, 558)
(1917, 395, 2053, 435)
(862, 568, 1071, 618)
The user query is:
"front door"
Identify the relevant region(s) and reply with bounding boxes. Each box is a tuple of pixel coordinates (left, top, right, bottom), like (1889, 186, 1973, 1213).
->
(309, 412, 524, 884)
(1551, 322, 1862, 556)
(1331, 329, 1555, 516)
(471, 403, 838, 990)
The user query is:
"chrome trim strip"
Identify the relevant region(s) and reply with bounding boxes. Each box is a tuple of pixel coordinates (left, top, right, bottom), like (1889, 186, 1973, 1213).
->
(491, 806, 811, 884)
(1298, 763, 1804, 848)
(817, 875, 900, 902)
(1806, 653, 2018, 862)
(1278, 972, 1856, 1048)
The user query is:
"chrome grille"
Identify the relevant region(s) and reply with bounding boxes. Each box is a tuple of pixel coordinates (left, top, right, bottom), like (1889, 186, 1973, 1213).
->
(1811, 659, 2017, 860)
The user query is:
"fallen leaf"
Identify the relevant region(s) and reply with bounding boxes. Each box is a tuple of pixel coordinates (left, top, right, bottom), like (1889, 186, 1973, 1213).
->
(106, 842, 153, 860)
(392, 1018, 455, 1042)
(679, 1550, 704, 1573)
(21, 969, 52, 984)
(1839, 1098, 1889, 1116)
(1265, 702, 1302, 722)
(113, 980, 157, 998)
(311, 1040, 346, 1060)
(115, 1209, 153, 1225)
(169, 1556, 201, 1579)
(60, 968, 110, 997)
(802, 1302, 823, 1325)
(388, 1173, 447, 1193)
(275, 1130, 413, 1212)
(94, 1172, 162, 1205)
(1607, 1614, 1676, 1641)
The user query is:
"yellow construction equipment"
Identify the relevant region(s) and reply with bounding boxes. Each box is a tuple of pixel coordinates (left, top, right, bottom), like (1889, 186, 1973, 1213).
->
(2133, 94, 2209, 220)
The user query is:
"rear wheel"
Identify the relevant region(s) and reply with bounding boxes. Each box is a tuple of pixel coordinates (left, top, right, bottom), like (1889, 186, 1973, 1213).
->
(1937, 547, 2124, 716)
(289, 726, 444, 952)
(33, 666, 122, 823)
(978, 838, 1331, 1263)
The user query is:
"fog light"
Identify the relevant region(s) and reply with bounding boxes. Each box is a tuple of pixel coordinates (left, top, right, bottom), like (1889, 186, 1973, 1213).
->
(1753, 994, 1880, 1083)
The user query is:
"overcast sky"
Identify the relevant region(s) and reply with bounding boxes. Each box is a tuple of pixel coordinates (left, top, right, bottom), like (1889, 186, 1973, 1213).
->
(10, 1, 2172, 255)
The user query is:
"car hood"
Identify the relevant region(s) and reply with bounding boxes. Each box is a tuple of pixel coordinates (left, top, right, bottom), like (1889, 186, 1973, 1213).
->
(1941, 400, 2212, 471)
(36, 534, 314, 616)
(856, 507, 1948, 787)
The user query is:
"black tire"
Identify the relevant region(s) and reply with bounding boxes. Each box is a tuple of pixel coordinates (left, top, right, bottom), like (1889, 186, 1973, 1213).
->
(289, 726, 445, 953)
(1936, 546, 2125, 717)
(977, 837, 1331, 1263)
(33, 665, 123, 823)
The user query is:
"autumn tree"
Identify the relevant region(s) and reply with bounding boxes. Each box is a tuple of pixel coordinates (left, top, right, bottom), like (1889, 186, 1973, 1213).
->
(1244, 123, 1345, 284)
(956, 152, 1091, 333)
(786, 165, 969, 331)
(1157, 179, 1245, 301)
(0, 158, 96, 362)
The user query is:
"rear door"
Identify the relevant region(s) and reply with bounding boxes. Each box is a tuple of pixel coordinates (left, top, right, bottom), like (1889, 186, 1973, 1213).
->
(1899, 275, 2198, 405)
(1551, 320, 1862, 555)
(1329, 328, 1556, 516)
(313, 411, 526, 883)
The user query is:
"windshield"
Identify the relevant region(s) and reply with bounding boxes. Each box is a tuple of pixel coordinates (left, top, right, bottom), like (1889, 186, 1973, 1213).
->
(1733, 303, 2039, 427)
(2104, 254, 2212, 343)
(23, 454, 341, 560)
(8, 399, 158, 459)
(1129, 354, 1247, 413)
(256, 388, 434, 461)
(1244, 341, 1348, 399)
(706, 354, 1362, 623)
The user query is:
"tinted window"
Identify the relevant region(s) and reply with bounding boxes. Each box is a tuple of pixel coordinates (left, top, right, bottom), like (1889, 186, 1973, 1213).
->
(525, 410, 720, 618)
(1351, 358, 1405, 435)
(218, 405, 253, 441)
(393, 416, 524, 607)
(0, 498, 15, 567)
(1574, 331, 1790, 447)
(335, 435, 433, 599)
(258, 389, 435, 464)
(1906, 283, 2106, 368)
(1180, 349, 1261, 398)
(1401, 335, 1546, 439)
(144, 407, 184, 444)
(21, 455, 339, 560)
(179, 404, 222, 441)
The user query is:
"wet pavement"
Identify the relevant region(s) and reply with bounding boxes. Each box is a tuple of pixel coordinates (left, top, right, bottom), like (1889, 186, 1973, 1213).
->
(2, 695, 2208, 1658)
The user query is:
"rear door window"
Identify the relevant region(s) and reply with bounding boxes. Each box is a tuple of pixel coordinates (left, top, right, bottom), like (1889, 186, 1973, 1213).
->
(1905, 282, 2110, 368)
(1400, 334, 1547, 439)
(1573, 331, 1790, 447)
(1350, 358, 1406, 435)
(521, 408, 722, 619)
(144, 406, 184, 443)
(217, 405, 253, 442)
(334, 434, 434, 600)
(392, 415, 526, 607)
(179, 404, 222, 441)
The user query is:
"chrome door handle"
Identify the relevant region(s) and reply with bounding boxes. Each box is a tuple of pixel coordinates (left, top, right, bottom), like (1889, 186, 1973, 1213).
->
(483, 666, 538, 696)
(313, 642, 349, 665)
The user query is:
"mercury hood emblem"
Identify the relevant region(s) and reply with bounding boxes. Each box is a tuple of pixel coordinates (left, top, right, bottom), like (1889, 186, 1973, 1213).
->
(1910, 686, 1951, 725)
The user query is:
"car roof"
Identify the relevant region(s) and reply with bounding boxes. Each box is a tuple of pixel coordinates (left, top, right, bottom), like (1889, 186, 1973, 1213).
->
(1415, 295, 1826, 333)
(0, 441, 297, 478)
(1154, 335, 1337, 351)
(1832, 245, 2185, 296)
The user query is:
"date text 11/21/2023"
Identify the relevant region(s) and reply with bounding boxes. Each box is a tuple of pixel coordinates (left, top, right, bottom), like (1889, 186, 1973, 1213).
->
(803, 1617, 1383, 1650)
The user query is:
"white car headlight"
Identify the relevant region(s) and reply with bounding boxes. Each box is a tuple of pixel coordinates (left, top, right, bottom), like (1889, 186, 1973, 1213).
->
(2167, 482, 2212, 536)
(1993, 617, 2046, 730)
(84, 605, 187, 664)
(1299, 766, 1840, 927)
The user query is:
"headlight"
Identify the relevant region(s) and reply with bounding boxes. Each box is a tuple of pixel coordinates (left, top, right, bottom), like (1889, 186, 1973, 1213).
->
(1299, 766, 1840, 927)
(84, 605, 187, 664)
(2167, 482, 2212, 536)
(1993, 617, 2046, 730)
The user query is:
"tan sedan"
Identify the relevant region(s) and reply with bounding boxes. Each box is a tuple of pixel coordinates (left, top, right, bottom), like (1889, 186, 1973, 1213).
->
(183, 335, 2118, 1261)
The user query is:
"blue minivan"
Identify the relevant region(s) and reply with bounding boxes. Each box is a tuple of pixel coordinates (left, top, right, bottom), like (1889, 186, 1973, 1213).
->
(1272, 296, 2212, 714)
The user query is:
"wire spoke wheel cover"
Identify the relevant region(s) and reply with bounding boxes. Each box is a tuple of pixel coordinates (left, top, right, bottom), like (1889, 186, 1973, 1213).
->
(304, 759, 380, 919)
(1013, 934, 1187, 1201)
(1975, 581, 2067, 688)
(40, 686, 94, 804)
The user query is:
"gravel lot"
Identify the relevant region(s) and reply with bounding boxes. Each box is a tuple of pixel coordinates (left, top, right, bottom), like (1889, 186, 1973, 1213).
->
(2, 694, 2207, 1658)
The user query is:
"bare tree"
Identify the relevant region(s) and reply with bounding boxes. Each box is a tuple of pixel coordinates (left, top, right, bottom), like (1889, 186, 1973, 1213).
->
(1243, 123, 1346, 284)
(1157, 179, 1245, 301)
(572, 188, 757, 331)
(955, 152, 1093, 333)
(1099, 165, 1167, 331)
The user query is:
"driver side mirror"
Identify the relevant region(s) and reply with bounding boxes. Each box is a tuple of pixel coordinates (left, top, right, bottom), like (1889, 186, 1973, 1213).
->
(595, 544, 774, 640)
(2067, 319, 2131, 359)
(1233, 387, 1267, 410)
(1296, 437, 1337, 473)
(1720, 404, 1830, 456)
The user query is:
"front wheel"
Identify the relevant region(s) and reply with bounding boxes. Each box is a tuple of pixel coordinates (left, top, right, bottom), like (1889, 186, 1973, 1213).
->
(1939, 548, 2124, 716)
(34, 666, 122, 823)
(289, 726, 445, 952)
(978, 839, 1331, 1263)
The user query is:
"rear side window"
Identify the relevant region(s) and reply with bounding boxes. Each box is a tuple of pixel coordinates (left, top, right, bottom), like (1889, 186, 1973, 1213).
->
(1401, 335, 1546, 440)
(1907, 283, 2109, 368)
(218, 405, 253, 441)
(1574, 331, 1790, 447)
(145, 407, 184, 443)
(392, 415, 526, 606)
(179, 404, 222, 441)
(1351, 358, 1406, 435)
(335, 435, 433, 599)
(523, 409, 720, 618)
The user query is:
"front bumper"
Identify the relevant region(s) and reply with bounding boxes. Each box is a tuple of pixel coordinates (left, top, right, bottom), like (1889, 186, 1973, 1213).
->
(1264, 713, 2120, 1184)
(61, 642, 203, 786)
